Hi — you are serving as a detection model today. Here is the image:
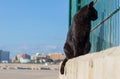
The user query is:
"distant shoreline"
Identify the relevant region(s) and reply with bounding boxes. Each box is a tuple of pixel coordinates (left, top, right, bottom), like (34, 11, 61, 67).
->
(0, 63, 59, 71)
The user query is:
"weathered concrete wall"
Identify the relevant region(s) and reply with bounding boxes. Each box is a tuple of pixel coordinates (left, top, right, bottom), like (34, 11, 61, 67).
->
(59, 46, 120, 79)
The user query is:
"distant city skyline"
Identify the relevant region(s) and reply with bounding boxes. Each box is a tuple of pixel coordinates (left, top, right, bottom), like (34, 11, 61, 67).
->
(0, 0, 69, 57)
(0, 44, 64, 58)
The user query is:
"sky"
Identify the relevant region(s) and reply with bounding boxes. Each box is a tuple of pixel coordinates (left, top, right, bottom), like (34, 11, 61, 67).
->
(0, 0, 69, 57)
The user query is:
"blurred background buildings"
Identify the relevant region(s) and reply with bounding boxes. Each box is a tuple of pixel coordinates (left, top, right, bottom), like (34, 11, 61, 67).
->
(0, 50, 10, 63)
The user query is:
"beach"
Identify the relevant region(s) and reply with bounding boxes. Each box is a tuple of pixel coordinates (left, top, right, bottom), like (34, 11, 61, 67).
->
(0, 64, 59, 79)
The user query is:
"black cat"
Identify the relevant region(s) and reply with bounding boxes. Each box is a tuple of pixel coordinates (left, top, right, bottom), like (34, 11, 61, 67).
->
(60, 1, 98, 74)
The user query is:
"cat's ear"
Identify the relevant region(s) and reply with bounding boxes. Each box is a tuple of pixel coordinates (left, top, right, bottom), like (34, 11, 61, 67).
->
(88, 1, 94, 8)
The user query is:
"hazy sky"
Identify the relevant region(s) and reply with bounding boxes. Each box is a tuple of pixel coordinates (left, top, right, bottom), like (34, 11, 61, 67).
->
(0, 0, 69, 46)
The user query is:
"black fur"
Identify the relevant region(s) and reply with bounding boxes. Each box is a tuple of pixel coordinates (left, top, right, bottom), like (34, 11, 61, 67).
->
(60, 1, 98, 74)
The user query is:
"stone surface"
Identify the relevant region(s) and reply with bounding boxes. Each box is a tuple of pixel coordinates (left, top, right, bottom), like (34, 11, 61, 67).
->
(59, 46, 120, 79)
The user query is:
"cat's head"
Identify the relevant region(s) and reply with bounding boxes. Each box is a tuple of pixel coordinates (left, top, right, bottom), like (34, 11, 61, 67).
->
(88, 1, 98, 21)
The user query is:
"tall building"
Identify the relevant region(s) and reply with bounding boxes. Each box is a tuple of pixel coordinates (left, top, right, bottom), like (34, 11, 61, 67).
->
(0, 50, 10, 63)
(69, 0, 120, 52)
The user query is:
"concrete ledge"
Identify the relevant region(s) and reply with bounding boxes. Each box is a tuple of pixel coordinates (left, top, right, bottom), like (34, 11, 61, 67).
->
(59, 46, 120, 79)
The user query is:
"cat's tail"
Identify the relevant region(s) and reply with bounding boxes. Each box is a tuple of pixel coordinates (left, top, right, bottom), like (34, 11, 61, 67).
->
(60, 58, 68, 74)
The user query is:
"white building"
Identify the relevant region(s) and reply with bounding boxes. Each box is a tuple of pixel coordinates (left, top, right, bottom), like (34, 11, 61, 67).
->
(20, 58, 31, 63)
(0, 50, 10, 63)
